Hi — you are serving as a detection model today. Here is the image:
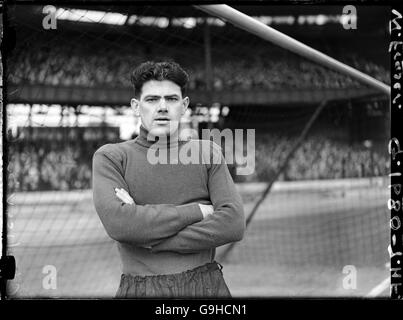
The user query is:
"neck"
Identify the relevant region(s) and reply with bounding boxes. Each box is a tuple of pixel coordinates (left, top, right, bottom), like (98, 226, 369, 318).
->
(136, 125, 180, 149)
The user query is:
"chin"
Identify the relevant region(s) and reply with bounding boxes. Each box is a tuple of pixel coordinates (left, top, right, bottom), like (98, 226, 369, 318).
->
(149, 126, 172, 137)
(150, 123, 179, 137)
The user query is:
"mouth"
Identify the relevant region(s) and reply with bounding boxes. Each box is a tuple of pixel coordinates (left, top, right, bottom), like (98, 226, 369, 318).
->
(154, 117, 170, 124)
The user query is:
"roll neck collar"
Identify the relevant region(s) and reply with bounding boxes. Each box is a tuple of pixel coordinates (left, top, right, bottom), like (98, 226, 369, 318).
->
(135, 125, 181, 149)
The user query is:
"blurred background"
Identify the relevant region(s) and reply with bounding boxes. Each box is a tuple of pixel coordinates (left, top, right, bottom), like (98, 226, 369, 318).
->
(3, 4, 390, 297)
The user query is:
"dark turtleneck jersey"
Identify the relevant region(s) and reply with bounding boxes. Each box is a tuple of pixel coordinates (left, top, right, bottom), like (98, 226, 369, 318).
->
(92, 125, 245, 276)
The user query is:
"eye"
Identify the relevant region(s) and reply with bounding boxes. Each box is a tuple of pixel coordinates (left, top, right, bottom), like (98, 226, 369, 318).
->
(146, 98, 158, 102)
(167, 97, 178, 102)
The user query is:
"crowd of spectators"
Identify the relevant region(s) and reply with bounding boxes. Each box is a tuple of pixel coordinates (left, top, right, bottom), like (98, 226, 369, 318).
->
(247, 134, 389, 183)
(6, 39, 389, 191)
(7, 41, 389, 91)
(188, 57, 389, 91)
(7, 132, 389, 192)
(8, 143, 96, 192)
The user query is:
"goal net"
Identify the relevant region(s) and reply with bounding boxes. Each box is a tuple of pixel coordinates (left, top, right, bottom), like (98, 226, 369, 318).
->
(4, 4, 390, 297)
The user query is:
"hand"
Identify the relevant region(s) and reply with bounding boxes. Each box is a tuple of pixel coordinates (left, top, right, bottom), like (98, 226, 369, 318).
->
(115, 188, 134, 205)
(199, 204, 214, 219)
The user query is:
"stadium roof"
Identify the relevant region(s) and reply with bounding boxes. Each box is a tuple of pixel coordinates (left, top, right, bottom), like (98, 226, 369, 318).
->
(10, 4, 387, 29)
(8, 4, 388, 42)
(55, 5, 384, 19)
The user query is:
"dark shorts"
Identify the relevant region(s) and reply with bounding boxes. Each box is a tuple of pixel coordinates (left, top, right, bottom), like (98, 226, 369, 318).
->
(115, 261, 232, 298)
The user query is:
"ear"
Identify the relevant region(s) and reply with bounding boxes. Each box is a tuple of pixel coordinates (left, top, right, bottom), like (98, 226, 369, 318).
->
(131, 98, 140, 117)
(182, 96, 190, 115)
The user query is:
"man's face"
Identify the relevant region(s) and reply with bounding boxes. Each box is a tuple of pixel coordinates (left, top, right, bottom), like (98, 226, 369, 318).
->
(131, 80, 189, 137)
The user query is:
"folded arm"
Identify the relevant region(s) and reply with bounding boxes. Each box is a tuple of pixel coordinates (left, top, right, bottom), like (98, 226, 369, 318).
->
(151, 142, 246, 254)
(92, 146, 203, 248)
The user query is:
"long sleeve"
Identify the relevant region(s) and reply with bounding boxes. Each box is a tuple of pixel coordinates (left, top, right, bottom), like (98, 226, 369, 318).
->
(151, 141, 245, 254)
(92, 145, 203, 247)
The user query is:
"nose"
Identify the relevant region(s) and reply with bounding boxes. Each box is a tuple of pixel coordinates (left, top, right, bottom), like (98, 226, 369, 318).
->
(158, 98, 168, 112)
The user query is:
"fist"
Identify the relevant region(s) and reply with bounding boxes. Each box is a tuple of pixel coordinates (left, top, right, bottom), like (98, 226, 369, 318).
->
(199, 204, 214, 219)
(115, 188, 134, 205)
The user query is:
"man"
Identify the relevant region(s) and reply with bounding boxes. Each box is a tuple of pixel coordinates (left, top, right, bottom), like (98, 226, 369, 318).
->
(92, 61, 245, 298)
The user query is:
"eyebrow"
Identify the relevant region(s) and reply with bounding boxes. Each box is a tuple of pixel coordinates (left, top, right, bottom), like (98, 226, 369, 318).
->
(143, 94, 180, 99)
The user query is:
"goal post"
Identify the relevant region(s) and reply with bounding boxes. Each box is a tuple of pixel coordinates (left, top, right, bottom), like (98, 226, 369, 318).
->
(195, 4, 390, 95)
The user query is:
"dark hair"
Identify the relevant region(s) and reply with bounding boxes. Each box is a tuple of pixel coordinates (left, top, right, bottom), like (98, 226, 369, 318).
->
(131, 61, 189, 98)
